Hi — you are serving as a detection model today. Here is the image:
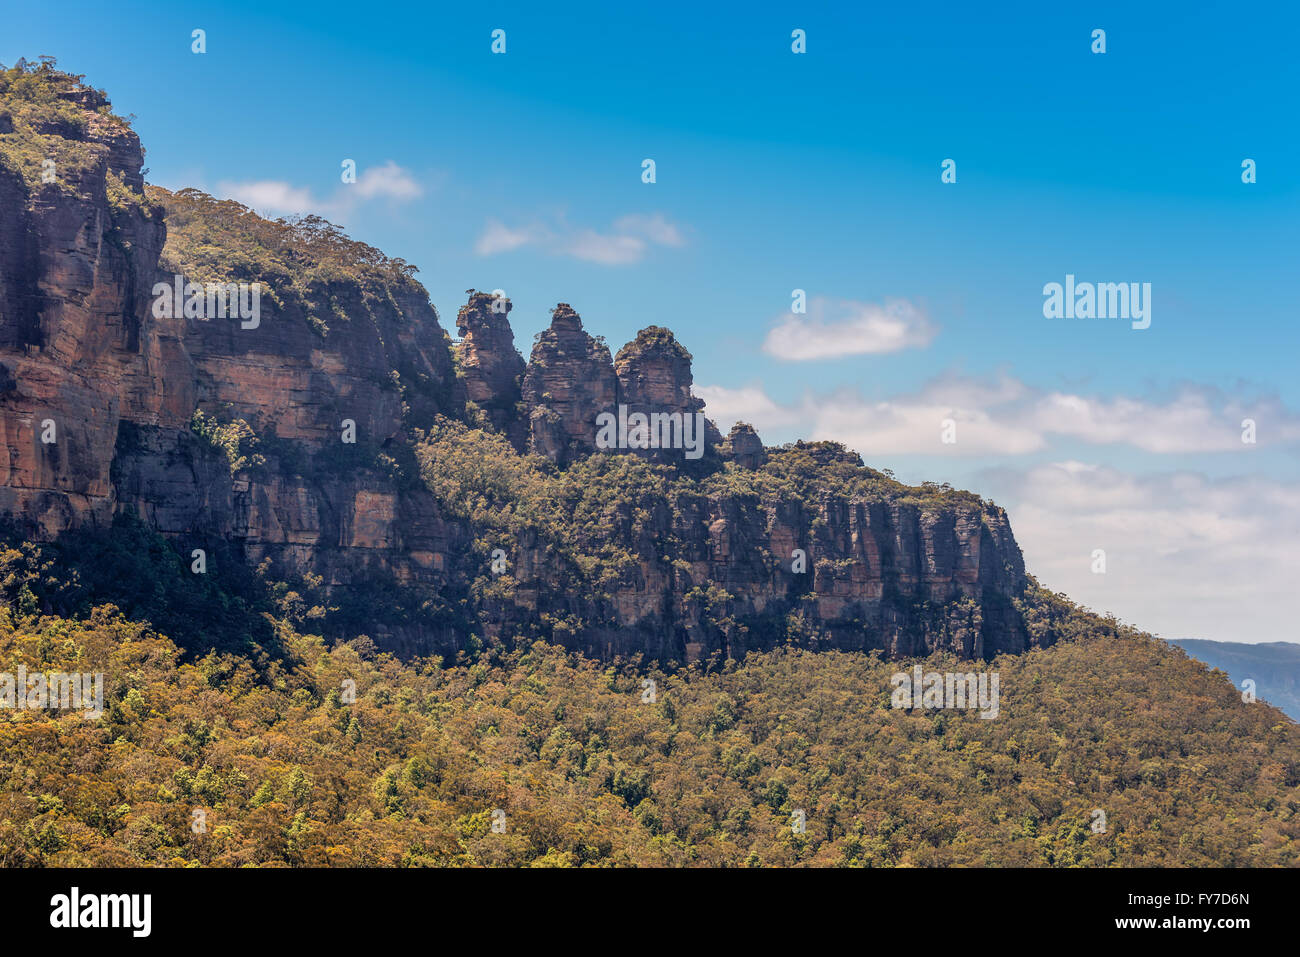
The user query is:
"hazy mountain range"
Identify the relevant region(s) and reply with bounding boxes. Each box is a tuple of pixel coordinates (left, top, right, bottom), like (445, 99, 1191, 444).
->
(1171, 640, 1300, 721)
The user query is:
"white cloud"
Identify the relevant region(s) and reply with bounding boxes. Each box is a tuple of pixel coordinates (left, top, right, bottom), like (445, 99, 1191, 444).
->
(354, 160, 424, 201)
(1028, 390, 1279, 453)
(696, 380, 1040, 455)
(565, 230, 647, 265)
(216, 161, 427, 219)
(614, 213, 685, 247)
(475, 220, 543, 256)
(474, 212, 686, 265)
(762, 297, 937, 360)
(216, 180, 319, 216)
(693, 384, 806, 431)
(980, 462, 1300, 643)
(694, 375, 1300, 458)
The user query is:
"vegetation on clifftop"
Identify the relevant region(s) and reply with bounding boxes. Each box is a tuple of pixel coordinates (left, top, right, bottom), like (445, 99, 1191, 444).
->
(149, 185, 421, 300)
(404, 419, 1015, 651)
(0, 58, 149, 212)
(704, 439, 990, 512)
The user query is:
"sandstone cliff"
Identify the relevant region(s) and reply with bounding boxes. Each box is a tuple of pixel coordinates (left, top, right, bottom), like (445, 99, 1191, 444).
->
(454, 289, 526, 450)
(0, 62, 1038, 664)
(520, 303, 618, 466)
(613, 325, 722, 467)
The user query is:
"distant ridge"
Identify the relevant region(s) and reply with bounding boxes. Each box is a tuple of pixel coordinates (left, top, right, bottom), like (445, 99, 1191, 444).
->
(1171, 639, 1300, 720)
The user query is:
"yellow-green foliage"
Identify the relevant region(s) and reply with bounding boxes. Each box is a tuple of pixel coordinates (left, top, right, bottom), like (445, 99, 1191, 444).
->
(413, 420, 1006, 625)
(0, 602, 1295, 867)
(416, 418, 686, 601)
(148, 185, 420, 331)
(191, 410, 265, 474)
(0, 59, 139, 202)
(705, 439, 987, 512)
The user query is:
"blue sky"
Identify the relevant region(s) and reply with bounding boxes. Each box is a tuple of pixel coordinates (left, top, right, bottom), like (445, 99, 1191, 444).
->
(6, 1, 1299, 643)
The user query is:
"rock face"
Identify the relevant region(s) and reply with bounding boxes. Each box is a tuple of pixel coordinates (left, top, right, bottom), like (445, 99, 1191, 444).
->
(614, 326, 696, 413)
(0, 69, 463, 636)
(521, 303, 617, 466)
(0, 66, 1042, 664)
(0, 79, 167, 539)
(613, 326, 722, 465)
(488, 467, 1030, 664)
(119, 185, 465, 606)
(720, 422, 767, 469)
(454, 290, 526, 450)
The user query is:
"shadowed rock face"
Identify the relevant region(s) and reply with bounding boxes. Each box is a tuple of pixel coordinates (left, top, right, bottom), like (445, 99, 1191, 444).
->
(613, 325, 722, 466)
(0, 67, 1039, 663)
(485, 476, 1032, 664)
(521, 303, 617, 466)
(0, 80, 167, 538)
(722, 423, 767, 469)
(0, 71, 463, 611)
(454, 290, 526, 450)
(119, 191, 466, 602)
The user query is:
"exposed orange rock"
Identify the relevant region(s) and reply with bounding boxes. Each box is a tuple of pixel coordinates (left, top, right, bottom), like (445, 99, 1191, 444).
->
(0, 66, 1036, 664)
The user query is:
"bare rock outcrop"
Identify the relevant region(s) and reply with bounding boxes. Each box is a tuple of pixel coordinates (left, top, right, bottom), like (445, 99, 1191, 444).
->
(720, 422, 767, 469)
(454, 290, 526, 450)
(520, 303, 617, 465)
(612, 325, 722, 465)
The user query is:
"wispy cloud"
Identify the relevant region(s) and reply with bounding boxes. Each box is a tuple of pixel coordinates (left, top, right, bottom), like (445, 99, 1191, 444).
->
(614, 213, 685, 247)
(475, 221, 541, 256)
(353, 160, 423, 201)
(216, 161, 427, 219)
(217, 180, 319, 216)
(762, 297, 937, 360)
(474, 212, 686, 265)
(695, 375, 1300, 457)
(565, 230, 648, 265)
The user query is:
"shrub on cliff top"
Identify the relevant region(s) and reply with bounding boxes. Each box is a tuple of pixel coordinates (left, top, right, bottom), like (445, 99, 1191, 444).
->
(0, 58, 142, 199)
(149, 185, 419, 289)
(614, 325, 692, 364)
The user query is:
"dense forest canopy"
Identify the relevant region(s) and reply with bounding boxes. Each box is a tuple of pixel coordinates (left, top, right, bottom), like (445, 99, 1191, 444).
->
(1, 530, 1296, 866)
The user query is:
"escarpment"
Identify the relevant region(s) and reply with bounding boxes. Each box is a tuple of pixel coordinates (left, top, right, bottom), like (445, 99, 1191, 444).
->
(0, 63, 1041, 663)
